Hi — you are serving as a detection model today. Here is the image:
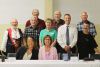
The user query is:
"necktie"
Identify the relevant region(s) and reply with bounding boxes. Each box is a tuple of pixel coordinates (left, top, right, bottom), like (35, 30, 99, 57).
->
(66, 26, 69, 45)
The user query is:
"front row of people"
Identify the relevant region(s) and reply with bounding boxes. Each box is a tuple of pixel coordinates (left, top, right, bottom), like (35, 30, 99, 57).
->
(16, 35, 58, 60)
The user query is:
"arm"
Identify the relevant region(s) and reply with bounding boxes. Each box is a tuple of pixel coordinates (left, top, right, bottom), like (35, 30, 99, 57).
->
(53, 47, 58, 60)
(39, 40, 42, 47)
(51, 40, 56, 47)
(69, 27, 78, 48)
(38, 47, 42, 60)
(57, 27, 66, 48)
(0, 31, 8, 52)
(51, 30, 57, 47)
(39, 31, 43, 47)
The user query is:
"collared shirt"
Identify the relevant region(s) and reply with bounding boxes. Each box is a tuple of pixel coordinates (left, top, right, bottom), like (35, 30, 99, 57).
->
(57, 24, 78, 48)
(39, 28, 57, 46)
(24, 26, 40, 40)
(0, 27, 21, 52)
(24, 25, 44, 48)
(77, 21, 97, 37)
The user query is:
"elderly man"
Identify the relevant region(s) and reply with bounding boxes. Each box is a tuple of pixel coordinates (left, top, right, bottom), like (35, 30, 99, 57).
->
(52, 11, 64, 30)
(77, 11, 97, 37)
(0, 19, 23, 54)
(25, 9, 45, 28)
(24, 16, 44, 49)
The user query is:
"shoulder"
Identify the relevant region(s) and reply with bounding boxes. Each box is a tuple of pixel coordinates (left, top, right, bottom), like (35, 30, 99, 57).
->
(51, 29, 57, 32)
(40, 29, 46, 32)
(89, 21, 95, 26)
(39, 46, 45, 51)
(38, 18, 44, 22)
(25, 26, 31, 29)
(70, 24, 77, 31)
(58, 24, 65, 29)
(60, 19, 64, 21)
(18, 46, 26, 50)
(51, 47, 57, 51)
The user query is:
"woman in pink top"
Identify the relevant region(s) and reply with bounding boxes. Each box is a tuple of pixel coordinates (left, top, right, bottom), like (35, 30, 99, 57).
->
(38, 35, 58, 60)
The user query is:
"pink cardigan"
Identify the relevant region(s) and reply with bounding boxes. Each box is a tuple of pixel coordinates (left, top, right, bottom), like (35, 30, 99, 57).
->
(38, 46, 58, 60)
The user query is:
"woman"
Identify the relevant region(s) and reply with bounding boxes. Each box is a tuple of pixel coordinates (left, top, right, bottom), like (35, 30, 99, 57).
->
(38, 35, 58, 60)
(39, 18, 57, 47)
(16, 36, 38, 60)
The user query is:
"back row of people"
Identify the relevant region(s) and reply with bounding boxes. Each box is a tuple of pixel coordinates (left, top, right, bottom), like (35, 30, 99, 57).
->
(0, 9, 98, 60)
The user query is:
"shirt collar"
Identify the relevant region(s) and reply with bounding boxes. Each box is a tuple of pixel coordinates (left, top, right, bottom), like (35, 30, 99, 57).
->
(64, 24, 71, 27)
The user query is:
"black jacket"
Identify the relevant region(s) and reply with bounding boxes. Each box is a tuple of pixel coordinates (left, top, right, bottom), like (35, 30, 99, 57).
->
(16, 46, 38, 60)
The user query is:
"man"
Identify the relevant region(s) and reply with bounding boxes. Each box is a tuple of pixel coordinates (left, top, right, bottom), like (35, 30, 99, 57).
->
(52, 10, 64, 30)
(77, 11, 97, 37)
(0, 19, 23, 54)
(24, 16, 44, 49)
(52, 11, 64, 53)
(77, 22, 98, 59)
(25, 9, 45, 28)
(57, 14, 77, 60)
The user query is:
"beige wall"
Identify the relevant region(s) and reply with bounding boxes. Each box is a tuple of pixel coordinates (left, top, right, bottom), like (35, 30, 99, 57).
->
(44, 0, 53, 19)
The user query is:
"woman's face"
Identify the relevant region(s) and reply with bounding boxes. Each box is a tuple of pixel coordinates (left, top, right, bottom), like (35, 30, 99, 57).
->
(45, 22, 52, 29)
(27, 37, 34, 49)
(44, 37, 51, 46)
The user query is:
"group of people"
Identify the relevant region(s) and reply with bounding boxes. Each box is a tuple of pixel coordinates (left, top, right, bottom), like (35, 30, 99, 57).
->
(0, 9, 99, 60)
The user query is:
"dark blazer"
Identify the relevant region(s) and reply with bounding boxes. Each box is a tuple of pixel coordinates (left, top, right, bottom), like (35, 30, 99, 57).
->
(16, 46, 38, 60)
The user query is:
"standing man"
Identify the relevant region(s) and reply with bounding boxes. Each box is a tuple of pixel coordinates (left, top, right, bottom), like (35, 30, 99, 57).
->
(52, 11, 64, 53)
(52, 10, 64, 30)
(25, 9, 45, 28)
(24, 16, 44, 49)
(57, 14, 77, 60)
(77, 11, 97, 37)
(77, 22, 98, 59)
(0, 19, 23, 54)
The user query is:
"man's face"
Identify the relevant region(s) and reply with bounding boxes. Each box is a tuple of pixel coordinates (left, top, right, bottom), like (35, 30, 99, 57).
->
(32, 10, 39, 21)
(82, 23, 89, 33)
(30, 16, 38, 26)
(54, 11, 61, 21)
(64, 15, 71, 25)
(81, 12, 88, 21)
(11, 19, 18, 28)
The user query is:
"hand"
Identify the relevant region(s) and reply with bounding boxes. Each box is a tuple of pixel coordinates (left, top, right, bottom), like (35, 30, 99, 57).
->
(64, 46, 71, 52)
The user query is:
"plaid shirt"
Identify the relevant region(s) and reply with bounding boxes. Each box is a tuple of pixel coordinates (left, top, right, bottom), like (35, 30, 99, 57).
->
(24, 26, 43, 48)
(77, 21, 97, 37)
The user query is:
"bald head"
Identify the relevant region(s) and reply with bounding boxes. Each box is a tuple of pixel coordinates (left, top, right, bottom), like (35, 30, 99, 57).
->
(80, 11, 88, 21)
(32, 9, 39, 16)
(54, 10, 61, 21)
(11, 19, 18, 27)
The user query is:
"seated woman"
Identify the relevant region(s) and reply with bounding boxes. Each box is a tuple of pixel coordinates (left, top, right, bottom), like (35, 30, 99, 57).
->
(77, 22, 98, 59)
(38, 35, 58, 60)
(16, 36, 38, 60)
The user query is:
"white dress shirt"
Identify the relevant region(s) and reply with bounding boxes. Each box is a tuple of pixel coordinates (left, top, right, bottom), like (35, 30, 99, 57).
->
(57, 24, 78, 48)
(0, 27, 21, 52)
